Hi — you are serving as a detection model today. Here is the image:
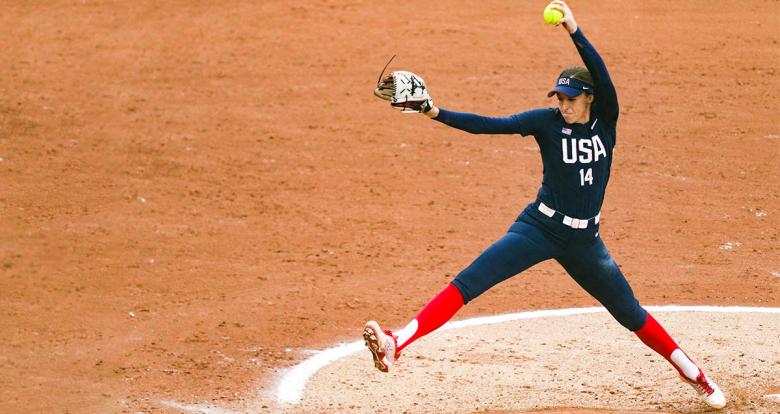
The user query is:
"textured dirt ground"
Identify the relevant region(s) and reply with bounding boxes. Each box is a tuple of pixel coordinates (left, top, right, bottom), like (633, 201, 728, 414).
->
(0, 1, 778, 413)
(298, 311, 780, 414)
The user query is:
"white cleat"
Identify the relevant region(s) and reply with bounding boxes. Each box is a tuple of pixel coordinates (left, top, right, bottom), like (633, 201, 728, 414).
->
(362, 320, 398, 373)
(681, 371, 726, 409)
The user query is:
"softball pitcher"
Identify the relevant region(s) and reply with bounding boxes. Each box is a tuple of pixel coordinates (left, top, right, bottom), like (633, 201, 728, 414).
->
(366, 1, 726, 409)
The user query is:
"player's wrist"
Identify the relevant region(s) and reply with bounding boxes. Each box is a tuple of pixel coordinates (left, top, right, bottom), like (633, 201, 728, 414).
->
(561, 15, 578, 34)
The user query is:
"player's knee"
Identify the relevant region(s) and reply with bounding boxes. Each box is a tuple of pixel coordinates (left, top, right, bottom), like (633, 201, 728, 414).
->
(608, 301, 647, 331)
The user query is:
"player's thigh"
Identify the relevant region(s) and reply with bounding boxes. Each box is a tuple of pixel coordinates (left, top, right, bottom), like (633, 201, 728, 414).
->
(556, 237, 647, 330)
(453, 220, 560, 304)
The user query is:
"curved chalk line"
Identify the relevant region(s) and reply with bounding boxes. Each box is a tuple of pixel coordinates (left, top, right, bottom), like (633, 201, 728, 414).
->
(275, 305, 780, 404)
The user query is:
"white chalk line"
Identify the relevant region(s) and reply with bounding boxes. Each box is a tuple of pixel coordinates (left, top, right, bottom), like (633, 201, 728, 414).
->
(160, 305, 780, 412)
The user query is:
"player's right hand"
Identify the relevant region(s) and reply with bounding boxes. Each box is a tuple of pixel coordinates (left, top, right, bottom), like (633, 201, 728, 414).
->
(549, 1, 578, 34)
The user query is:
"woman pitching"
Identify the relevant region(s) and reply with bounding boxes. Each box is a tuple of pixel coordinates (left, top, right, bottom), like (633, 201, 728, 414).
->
(365, 1, 726, 409)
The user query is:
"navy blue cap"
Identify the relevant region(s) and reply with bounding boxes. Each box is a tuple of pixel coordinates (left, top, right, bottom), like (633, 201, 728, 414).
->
(547, 76, 593, 97)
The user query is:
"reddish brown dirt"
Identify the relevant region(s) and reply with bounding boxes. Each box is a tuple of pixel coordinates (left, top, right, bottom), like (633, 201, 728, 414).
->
(1, 1, 778, 413)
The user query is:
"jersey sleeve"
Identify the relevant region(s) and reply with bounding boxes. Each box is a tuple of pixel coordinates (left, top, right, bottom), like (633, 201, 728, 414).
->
(434, 108, 551, 136)
(571, 29, 619, 123)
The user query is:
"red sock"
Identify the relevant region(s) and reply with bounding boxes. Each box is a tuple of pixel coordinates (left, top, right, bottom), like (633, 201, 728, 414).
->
(395, 283, 464, 354)
(634, 312, 700, 380)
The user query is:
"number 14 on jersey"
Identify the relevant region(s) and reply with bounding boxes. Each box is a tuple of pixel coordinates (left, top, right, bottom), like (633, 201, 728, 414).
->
(579, 168, 593, 186)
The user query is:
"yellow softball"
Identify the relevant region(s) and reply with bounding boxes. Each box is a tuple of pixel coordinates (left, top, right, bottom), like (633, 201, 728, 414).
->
(543, 4, 564, 25)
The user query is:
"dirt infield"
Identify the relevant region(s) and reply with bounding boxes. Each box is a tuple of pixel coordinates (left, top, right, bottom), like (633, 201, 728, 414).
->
(0, 1, 778, 413)
(292, 309, 780, 413)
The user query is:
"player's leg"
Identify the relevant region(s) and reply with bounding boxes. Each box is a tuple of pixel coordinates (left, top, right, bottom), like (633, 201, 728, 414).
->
(556, 236, 726, 409)
(556, 236, 647, 330)
(364, 218, 562, 372)
(363, 283, 463, 373)
(394, 222, 561, 352)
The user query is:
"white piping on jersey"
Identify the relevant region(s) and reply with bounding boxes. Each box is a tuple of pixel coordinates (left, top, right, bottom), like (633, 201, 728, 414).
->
(590, 118, 598, 130)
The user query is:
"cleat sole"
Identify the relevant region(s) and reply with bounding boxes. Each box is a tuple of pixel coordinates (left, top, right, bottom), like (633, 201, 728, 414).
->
(363, 326, 388, 372)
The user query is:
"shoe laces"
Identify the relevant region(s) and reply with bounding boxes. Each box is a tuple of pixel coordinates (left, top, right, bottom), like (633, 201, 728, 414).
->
(689, 373, 715, 396)
(383, 330, 399, 360)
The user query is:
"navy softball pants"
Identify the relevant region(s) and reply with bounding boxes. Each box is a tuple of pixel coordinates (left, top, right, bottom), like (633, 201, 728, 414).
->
(451, 206, 648, 331)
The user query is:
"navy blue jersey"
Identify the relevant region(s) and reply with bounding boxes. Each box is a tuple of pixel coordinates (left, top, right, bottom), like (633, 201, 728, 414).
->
(433, 29, 619, 219)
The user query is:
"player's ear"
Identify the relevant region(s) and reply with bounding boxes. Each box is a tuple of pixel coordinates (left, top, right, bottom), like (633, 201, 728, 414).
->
(586, 94, 594, 104)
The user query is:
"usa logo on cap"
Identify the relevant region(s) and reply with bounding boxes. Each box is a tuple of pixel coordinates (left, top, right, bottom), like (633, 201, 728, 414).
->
(548, 76, 593, 98)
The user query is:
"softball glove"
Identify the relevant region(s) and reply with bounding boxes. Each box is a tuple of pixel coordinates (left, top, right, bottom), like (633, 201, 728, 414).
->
(374, 70, 433, 113)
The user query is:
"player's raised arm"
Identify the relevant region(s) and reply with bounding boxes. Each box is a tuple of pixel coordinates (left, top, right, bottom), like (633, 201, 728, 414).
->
(549, 1, 619, 122)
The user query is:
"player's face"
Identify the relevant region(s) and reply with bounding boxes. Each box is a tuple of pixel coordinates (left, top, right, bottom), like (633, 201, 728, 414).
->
(557, 92, 593, 124)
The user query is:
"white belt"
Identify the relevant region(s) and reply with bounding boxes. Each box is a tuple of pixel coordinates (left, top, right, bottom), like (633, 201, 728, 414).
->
(538, 202, 600, 229)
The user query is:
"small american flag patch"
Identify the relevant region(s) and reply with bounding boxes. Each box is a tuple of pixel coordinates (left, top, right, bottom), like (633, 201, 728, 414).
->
(561, 127, 572, 135)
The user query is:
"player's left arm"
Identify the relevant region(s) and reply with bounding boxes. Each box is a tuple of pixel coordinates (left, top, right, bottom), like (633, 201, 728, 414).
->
(550, 1, 619, 123)
(429, 108, 550, 136)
